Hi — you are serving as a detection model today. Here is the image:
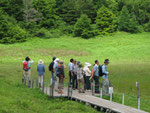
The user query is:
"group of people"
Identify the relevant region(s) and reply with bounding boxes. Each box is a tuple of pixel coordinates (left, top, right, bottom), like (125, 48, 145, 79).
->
(23, 56, 112, 95)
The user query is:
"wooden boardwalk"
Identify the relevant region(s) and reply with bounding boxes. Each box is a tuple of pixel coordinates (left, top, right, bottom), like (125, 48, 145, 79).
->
(42, 87, 148, 113)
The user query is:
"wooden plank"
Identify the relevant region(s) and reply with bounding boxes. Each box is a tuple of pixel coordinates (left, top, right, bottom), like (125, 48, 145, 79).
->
(42, 87, 148, 113)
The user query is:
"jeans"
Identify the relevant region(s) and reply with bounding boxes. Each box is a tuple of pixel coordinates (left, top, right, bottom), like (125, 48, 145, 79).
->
(93, 76, 100, 93)
(85, 76, 91, 90)
(73, 73, 78, 89)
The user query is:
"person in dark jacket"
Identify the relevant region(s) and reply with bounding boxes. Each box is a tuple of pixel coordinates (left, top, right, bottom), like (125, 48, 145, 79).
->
(49, 57, 56, 85)
(58, 60, 65, 94)
(37, 59, 45, 87)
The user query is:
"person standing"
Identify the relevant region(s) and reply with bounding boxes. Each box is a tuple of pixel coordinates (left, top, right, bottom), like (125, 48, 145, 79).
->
(37, 59, 45, 87)
(102, 59, 112, 96)
(53, 58, 60, 91)
(77, 63, 85, 93)
(68, 58, 74, 85)
(23, 57, 34, 80)
(49, 57, 56, 85)
(57, 60, 65, 94)
(72, 60, 78, 89)
(83, 62, 91, 91)
(93, 60, 100, 93)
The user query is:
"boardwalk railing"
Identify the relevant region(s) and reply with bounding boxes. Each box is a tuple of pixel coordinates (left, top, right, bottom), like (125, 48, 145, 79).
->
(21, 75, 147, 113)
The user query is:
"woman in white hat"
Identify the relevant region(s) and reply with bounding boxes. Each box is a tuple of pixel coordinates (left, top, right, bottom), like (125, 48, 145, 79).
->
(37, 59, 45, 87)
(83, 62, 91, 91)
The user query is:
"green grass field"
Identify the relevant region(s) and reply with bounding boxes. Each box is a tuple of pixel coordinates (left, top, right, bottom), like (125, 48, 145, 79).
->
(0, 32, 150, 112)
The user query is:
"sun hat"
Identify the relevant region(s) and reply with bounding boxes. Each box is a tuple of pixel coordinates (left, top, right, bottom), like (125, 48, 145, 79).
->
(38, 59, 44, 64)
(60, 60, 64, 64)
(54, 58, 59, 62)
(87, 63, 91, 67)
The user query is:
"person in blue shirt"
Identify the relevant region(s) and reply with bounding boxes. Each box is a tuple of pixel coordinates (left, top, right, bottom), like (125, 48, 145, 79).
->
(102, 59, 112, 95)
(93, 60, 100, 93)
(37, 59, 45, 88)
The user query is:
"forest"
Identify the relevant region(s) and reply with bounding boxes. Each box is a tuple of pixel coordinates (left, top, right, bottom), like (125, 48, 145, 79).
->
(0, 0, 150, 43)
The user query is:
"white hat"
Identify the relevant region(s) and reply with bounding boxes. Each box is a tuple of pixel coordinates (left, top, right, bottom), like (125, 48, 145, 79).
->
(84, 62, 91, 67)
(38, 59, 44, 64)
(54, 58, 59, 62)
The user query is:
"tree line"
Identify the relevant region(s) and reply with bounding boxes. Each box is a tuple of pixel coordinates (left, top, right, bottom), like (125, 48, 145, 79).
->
(0, 0, 150, 43)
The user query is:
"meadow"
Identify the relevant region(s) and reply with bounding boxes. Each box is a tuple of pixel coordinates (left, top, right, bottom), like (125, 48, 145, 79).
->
(0, 32, 150, 112)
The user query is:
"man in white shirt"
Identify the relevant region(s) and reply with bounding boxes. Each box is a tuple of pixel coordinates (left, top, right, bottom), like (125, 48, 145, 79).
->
(53, 58, 59, 91)
(68, 58, 74, 85)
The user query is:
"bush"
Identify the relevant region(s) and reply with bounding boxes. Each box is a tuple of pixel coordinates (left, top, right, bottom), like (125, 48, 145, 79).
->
(0, 10, 26, 44)
(96, 6, 117, 35)
(74, 14, 93, 38)
(144, 22, 150, 32)
(35, 28, 63, 38)
(118, 6, 139, 33)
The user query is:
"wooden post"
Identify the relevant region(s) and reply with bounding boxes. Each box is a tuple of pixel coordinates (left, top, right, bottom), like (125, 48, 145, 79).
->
(45, 84, 47, 94)
(27, 78, 29, 88)
(22, 76, 25, 84)
(52, 83, 54, 98)
(39, 83, 41, 88)
(50, 85, 52, 97)
(122, 93, 124, 105)
(28, 80, 31, 88)
(136, 82, 140, 110)
(68, 83, 70, 98)
(110, 93, 112, 102)
(32, 78, 34, 88)
(36, 79, 38, 88)
(92, 81, 95, 96)
(42, 81, 44, 93)
(100, 88, 103, 98)
(24, 77, 26, 86)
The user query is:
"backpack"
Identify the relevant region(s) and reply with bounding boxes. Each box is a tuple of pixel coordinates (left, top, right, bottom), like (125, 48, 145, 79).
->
(57, 65, 64, 78)
(49, 61, 54, 71)
(23, 61, 29, 71)
(99, 65, 104, 77)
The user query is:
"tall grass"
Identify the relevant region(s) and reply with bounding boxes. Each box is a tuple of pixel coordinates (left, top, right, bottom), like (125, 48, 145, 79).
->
(0, 32, 150, 112)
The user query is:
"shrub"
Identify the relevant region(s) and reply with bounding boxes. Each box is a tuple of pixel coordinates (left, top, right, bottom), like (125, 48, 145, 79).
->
(35, 28, 62, 38)
(96, 6, 117, 35)
(118, 6, 139, 33)
(74, 14, 93, 38)
(144, 21, 150, 32)
(0, 10, 26, 44)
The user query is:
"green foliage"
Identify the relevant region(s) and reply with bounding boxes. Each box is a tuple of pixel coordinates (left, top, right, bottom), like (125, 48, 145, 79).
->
(144, 21, 150, 32)
(33, 0, 58, 28)
(57, 0, 96, 24)
(0, 10, 26, 44)
(96, 6, 117, 35)
(118, 6, 139, 33)
(0, 0, 24, 21)
(35, 28, 62, 38)
(74, 14, 93, 38)
(0, 32, 150, 112)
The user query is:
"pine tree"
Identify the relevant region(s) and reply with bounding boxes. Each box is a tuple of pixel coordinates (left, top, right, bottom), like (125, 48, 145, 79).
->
(33, 0, 58, 28)
(96, 6, 117, 35)
(118, 6, 139, 33)
(74, 14, 92, 38)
